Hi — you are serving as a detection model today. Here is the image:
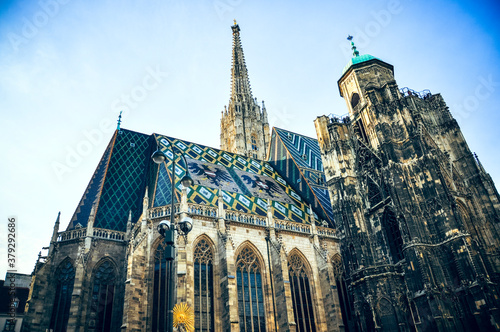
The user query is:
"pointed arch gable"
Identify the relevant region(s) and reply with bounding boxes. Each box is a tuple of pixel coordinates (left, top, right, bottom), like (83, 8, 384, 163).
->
(92, 257, 118, 274)
(54, 257, 74, 272)
(193, 233, 216, 251)
(330, 253, 344, 277)
(287, 248, 313, 274)
(234, 240, 266, 271)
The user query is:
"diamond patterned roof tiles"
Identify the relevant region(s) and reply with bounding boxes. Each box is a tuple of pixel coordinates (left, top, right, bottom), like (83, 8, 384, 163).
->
(268, 127, 335, 227)
(66, 128, 335, 232)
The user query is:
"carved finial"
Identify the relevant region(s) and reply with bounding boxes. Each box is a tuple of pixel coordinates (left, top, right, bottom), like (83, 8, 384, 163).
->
(234, 19, 237, 25)
(117, 110, 122, 130)
(347, 35, 359, 57)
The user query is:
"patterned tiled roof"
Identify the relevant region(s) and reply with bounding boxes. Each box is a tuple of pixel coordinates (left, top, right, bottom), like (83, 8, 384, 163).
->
(152, 134, 317, 224)
(268, 127, 335, 227)
(67, 129, 151, 232)
(66, 128, 330, 232)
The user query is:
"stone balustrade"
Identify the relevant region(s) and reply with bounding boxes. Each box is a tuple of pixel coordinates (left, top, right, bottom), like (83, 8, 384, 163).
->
(58, 228, 87, 242)
(316, 226, 338, 238)
(188, 203, 217, 218)
(226, 211, 266, 227)
(57, 227, 126, 242)
(148, 205, 180, 219)
(275, 220, 311, 234)
(92, 228, 126, 241)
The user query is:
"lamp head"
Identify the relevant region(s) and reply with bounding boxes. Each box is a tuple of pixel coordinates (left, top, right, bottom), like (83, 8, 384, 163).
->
(151, 149, 167, 164)
(157, 220, 171, 237)
(180, 174, 194, 188)
(178, 216, 193, 234)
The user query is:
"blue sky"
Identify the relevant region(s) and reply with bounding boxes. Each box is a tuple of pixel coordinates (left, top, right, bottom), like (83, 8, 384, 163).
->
(0, 0, 499, 278)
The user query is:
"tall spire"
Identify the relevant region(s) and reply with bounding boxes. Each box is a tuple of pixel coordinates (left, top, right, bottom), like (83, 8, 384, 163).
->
(230, 20, 253, 104)
(220, 21, 270, 159)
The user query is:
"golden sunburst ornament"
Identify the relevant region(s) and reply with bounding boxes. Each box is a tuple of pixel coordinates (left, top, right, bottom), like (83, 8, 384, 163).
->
(173, 303, 195, 332)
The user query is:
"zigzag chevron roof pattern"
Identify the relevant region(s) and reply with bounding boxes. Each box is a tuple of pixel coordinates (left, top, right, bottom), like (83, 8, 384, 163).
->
(268, 127, 335, 227)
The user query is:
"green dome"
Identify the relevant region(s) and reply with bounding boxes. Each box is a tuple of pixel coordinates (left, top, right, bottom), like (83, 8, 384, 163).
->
(341, 54, 380, 75)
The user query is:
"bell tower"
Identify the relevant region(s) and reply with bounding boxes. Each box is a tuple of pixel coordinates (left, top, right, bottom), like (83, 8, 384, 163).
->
(220, 21, 270, 160)
(315, 37, 500, 331)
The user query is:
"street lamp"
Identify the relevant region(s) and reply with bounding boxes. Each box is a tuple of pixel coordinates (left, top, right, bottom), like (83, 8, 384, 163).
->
(152, 139, 194, 332)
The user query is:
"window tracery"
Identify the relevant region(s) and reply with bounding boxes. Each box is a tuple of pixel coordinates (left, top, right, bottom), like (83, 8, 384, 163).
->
(236, 246, 266, 332)
(50, 259, 75, 332)
(152, 241, 172, 332)
(331, 254, 355, 331)
(194, 239, 214, 332)
(288, 253, 316, 332)
(89, 260, 116, 332)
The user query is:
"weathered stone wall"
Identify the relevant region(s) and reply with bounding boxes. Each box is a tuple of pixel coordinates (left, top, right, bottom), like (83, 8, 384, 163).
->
(316, 58, 500, 331)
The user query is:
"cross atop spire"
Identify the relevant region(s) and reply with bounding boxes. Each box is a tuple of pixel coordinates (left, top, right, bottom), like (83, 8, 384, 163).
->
(117, 111, 122, 130)
(230, 21, 252, 104)
(347, 35, 360, 57)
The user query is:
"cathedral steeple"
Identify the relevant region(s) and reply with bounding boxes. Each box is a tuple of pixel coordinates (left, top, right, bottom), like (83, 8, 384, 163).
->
(230, 20, 253, 104)
(221, 21, 270, 159)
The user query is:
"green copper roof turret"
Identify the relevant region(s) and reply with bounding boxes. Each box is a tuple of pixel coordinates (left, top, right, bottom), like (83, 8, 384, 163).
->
(341, 35, 381, 75)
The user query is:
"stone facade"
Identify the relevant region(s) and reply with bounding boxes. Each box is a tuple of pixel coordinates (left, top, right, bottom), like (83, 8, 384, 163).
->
(314, 55, 500, 331)
(24, 189, 342, 332)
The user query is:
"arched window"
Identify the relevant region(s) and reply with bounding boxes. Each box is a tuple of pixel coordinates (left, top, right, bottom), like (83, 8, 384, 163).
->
(457, 202, 475, 236)
(332, 255, 354, 332)
(152, 241, 173, 332)
(50, 259, 75, 332)
(194, 238, 214, 332)
(288, 253, 316, 332)
(382, 209, 404, 262)
(350, 93, 360, 109)
(236, 246, 266, 332)
(376, 298, 399, 332)
(88, 260, 116, 332)
(251, 134, 258, 151)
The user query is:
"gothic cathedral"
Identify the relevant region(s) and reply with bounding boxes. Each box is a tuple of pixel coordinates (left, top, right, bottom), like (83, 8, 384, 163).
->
(23, 22, 500, 332)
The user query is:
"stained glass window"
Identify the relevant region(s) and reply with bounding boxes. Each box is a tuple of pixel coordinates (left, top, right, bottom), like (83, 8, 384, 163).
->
(152, 241, 172, 332)
(236, 247, 266, 332)
(288, 253, 316, 332)
(50, 259, 75, 332)
(89, 260, 116, 331)
(194, 239, 214, 332)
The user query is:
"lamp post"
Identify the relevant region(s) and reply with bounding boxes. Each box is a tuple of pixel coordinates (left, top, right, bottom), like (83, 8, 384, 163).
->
(152, 140, 194, 332)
